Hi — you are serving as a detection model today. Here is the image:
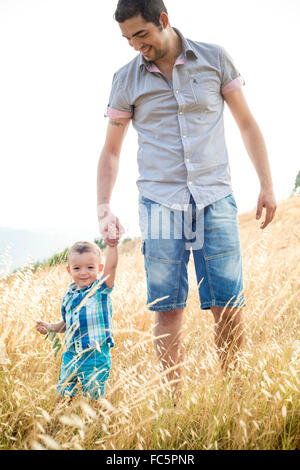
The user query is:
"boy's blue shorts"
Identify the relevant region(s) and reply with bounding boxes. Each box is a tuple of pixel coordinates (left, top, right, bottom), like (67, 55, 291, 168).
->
(139, 193, 246, 311)
(56, 346, 111, 400)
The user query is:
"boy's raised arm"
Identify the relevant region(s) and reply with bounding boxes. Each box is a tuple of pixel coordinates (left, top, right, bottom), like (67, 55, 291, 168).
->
(103, 246, 118, 289)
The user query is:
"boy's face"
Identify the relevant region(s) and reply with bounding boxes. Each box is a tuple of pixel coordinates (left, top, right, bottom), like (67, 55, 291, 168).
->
(66, 251, 103, 288)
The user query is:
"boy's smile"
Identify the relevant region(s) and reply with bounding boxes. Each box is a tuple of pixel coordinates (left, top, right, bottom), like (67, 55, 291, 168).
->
(67, 251, 103, 288)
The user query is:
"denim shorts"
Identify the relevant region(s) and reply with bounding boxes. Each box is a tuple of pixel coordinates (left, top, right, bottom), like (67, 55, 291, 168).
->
(139, 193, 246, 311)
(56, 346, 111, 399)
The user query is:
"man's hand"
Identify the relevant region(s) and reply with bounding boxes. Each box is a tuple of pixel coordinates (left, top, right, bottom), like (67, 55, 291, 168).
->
(256, 188, 277, 229)
(98, 205, 125, 247)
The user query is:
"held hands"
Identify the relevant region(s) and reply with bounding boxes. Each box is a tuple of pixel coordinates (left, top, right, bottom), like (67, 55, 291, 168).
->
(256, 188, 277, 229)
(36, 320, 51, 335)
(98, 205, 125, 247)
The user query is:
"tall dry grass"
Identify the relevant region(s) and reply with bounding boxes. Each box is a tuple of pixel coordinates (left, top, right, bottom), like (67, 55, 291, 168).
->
(0, 196, 299, 450)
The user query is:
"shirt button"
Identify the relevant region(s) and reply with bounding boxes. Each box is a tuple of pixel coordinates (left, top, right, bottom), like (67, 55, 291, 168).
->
(179, 111, 183, 115)
(176, 90, 179, 93)
(186, 158, 190, 162)
(189, 181, 193, 185)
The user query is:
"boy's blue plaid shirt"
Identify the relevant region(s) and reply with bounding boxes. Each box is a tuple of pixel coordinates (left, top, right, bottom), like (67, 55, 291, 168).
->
(61, 279, 114, 353)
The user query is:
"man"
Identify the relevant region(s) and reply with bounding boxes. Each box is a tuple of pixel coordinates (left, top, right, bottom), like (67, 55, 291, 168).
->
(97, 0, 277, 391)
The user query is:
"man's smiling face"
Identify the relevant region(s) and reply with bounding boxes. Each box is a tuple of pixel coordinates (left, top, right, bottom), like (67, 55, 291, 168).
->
(119, 13, 169, 62)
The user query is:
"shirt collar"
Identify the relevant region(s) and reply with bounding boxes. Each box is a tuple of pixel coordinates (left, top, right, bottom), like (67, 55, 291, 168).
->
(173, 28, 198, 60)
(139, 27, 197, 71)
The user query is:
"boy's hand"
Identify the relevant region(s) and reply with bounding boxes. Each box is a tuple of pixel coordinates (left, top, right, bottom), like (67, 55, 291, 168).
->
(36, 320, 51, 335)
(98, 205, 124, 247)
(108, 223, 121, 246)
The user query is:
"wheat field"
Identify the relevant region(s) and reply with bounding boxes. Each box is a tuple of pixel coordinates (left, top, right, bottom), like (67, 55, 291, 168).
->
(0, 196, 299, 450)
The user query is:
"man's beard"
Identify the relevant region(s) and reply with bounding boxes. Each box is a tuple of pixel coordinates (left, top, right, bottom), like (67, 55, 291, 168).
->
(147, 46, 167, 62)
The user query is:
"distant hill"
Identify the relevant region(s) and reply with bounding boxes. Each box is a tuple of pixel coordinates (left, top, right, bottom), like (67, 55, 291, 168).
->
(0, 227, 97, 274)
(2, 195, 299, 276)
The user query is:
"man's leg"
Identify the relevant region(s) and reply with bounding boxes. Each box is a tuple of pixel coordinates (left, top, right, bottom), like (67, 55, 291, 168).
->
(192, 194, 246, 373)
(211, 305, 244, 372)
(138, 196, 191, 397)
(154, 308, 184, 396)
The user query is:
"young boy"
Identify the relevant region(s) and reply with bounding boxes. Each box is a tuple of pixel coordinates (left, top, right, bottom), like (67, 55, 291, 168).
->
(36, 240, 118, 401)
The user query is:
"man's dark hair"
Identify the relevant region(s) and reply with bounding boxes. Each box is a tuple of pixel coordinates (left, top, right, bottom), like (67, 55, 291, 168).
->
(114, 0, 168, 26)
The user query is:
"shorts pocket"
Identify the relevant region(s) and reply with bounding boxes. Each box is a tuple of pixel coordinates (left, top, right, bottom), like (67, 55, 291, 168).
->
(144, 254, 181, 308)
(225, 193, 238, 210)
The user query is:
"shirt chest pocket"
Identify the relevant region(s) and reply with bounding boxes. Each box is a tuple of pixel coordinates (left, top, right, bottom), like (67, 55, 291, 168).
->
(189, 71, 219, 107)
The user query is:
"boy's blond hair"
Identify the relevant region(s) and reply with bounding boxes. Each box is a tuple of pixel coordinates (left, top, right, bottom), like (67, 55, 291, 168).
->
(67, 241, 101, 263)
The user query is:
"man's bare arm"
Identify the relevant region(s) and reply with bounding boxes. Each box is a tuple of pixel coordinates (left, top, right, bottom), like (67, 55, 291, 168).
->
(98, 118, 131, 205)
(224, 88, 277, 229)
(97, 118, 130, 243)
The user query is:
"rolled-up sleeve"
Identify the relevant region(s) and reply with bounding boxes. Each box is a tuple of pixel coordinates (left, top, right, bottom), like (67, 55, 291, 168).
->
(219, 47, 245, 95)
(99, 281, 114, 295)
(106, 72, 133, 119)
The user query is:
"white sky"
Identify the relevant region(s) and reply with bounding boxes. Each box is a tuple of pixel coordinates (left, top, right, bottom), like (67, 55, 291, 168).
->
(1, 0, 299, 241)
